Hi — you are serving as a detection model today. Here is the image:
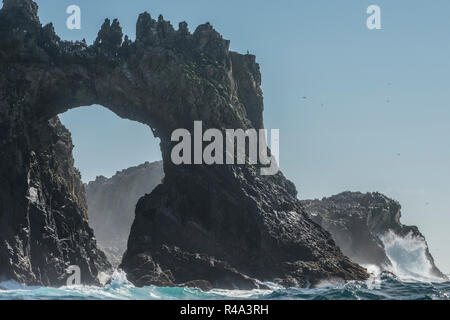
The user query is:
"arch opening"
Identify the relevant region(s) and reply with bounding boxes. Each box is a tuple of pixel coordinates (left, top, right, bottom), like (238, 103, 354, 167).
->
(59, 105, 164, 267)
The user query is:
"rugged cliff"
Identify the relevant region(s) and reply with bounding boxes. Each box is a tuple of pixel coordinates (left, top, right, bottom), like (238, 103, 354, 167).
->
(0, 114, 111, 285)
(0, 0, 368, 288)
(302, 192, 446, 279)
(86, 161, 164, 267)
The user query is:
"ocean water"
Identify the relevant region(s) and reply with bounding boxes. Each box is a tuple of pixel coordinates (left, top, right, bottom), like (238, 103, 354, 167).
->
(1, 271, 449, 300)
(1, 232, 449, 300)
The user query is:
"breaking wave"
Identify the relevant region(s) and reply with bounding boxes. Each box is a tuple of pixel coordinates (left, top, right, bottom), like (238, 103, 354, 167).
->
(1, 269, 450, 300)
(0, 233, 448, 300)
(380, 230, 445, 283)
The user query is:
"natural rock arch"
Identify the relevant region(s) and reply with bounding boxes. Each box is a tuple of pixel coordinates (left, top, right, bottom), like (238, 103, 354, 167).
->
(0, 0, 367, 288)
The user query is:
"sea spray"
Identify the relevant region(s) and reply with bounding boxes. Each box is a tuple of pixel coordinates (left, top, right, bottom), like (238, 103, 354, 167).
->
(380, 230, 443, 282)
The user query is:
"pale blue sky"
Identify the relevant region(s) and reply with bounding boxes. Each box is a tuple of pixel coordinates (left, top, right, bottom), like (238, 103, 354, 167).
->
(22, 0, 450, 272)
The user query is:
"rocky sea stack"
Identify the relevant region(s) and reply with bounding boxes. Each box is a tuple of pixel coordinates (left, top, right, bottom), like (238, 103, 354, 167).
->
(302, 192, 446, 279)
(0, 0, 368, 288)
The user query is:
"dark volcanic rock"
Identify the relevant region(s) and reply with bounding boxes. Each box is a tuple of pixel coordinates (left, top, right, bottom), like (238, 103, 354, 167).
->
(0, 115, 111, 285)
(302, 192, 446, 279)
(0, 0, 368, 288)
(122, 164, 368, 288)
(0, 1, 112, 286)
(86, 161, 164, 267)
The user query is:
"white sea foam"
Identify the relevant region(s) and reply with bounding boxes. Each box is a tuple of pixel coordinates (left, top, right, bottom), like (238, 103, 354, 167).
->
(1, 250, 449, 300)
(1, 270, 450, 300)
(363, 264, 382, 278)
(107, 269, 131, 288)
(380, 230, 444, 283)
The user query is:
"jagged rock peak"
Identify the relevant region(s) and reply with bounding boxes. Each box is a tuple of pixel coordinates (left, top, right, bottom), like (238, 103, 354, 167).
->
(136, 12, 177, 44)
(178, 21, 189, 35)
(193, 22, 229, 47)
(94, 18, 123, 51)
(136, 12, 154, 42)
(41, 22, 60, 42)
(156, 14, 175, 39)
(2, 0, 39, 24)
(3, 0, 38, 16)
(91, 175, 108, 184)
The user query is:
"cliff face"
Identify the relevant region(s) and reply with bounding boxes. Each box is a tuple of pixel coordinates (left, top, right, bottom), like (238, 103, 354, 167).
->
(302, 192, 446, 279)
(0, 0, 368, 288)
(0, 114, 111, 285)
(86, 161, 164, 267)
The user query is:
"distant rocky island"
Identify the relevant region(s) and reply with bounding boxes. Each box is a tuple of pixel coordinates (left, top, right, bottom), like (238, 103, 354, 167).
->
(302, 192, 446, 280)
(86, 161, 164, 267)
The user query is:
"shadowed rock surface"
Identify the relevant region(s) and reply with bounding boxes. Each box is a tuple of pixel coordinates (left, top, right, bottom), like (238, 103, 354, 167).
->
(0, 114, 111, 285)
(302, 192, 446, 279)
(86, 161, 164, 267)
(0, 0, 368, 288)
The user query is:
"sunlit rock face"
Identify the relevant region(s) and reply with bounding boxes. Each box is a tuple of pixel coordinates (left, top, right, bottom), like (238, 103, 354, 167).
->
(302, 192, 446, 280)
(0, 0, 367, 288)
